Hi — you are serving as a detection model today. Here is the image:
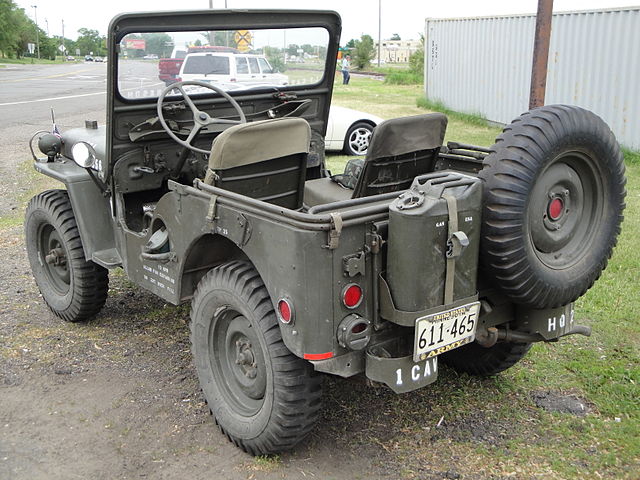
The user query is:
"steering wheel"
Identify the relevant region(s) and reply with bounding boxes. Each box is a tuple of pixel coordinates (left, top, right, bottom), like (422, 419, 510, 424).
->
(157, 80, 247, 155)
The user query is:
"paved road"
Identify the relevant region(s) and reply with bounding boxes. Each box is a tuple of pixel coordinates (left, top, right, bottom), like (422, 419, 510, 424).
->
(0, 62, 112, 217)
(0, 62, 108, 129)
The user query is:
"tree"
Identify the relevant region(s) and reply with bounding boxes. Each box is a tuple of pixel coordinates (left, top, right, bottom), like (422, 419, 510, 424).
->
(77, 28, 105, 56)
(142, 32, 173, 57)
(390, 33, 401, 40)
(409, 33, 424, 75)
(0, 0, 37, 58)
(352, 34, 375, 70)
(286, 43, 300, 57)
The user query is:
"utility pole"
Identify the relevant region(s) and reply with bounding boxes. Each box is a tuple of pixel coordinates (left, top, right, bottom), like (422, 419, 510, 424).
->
(377, 0, 381, 67)
(45, 18, 49, 36)
(31, 4, 40, 59)
(62, 19, 65, 56)
(529, 0, 554, 109)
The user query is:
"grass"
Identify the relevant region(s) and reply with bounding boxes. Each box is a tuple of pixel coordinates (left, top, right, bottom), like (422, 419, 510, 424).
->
(0, 56, 66, 65)
(384, 70, 423, 85)
(0, 157, 61, 228)
(328, 79, 639, 478)
(417, 96, 494, 128)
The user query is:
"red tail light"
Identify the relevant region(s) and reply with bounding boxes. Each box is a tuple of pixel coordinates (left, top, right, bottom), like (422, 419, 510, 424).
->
(342, 284, 363, 309)
(277, 298, 293, 324)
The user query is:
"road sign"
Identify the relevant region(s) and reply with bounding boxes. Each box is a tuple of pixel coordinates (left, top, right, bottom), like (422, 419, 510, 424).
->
(234, 30, 252, 52)
(28, 43, 35, 54)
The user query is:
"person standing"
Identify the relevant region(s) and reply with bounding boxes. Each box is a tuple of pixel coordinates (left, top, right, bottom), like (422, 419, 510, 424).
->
(341, 54, 351, 85)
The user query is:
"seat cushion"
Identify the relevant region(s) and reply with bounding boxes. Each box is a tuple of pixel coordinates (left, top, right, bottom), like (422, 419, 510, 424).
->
(303, 178, 353, 207)
(208, 117, 311, 171)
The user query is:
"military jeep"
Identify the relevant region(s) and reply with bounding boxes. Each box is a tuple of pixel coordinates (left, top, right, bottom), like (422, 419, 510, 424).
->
(25, 10, 626, 455)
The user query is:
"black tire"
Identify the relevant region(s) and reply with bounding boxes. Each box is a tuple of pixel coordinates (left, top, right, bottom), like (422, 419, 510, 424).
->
(190, 261, 322, 455)
(25, 190, 109, 322)
(479, 105, 626, 308)
(442, 341, 532, 376)
(344, 121, 374, 156)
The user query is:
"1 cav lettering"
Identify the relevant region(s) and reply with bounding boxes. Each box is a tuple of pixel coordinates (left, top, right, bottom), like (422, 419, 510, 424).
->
(395, 358, 438, 386)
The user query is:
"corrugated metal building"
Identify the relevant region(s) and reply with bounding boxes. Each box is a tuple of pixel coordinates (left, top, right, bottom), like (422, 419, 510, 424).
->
(424, 7, 640, 150)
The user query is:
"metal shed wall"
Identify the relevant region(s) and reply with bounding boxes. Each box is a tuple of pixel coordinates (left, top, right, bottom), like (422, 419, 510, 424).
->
(425, 8, 640, 149)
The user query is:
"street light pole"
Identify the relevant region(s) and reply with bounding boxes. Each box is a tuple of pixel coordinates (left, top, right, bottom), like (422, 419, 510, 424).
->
(31, 4, 40, 59)
(62, 19, 65, 56)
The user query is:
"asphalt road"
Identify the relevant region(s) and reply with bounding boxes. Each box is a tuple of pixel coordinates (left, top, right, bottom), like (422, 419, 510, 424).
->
(0, 62, 109, 129)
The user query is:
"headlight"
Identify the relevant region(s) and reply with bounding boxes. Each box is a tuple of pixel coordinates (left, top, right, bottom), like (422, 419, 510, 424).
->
(71, 142, 95, 168)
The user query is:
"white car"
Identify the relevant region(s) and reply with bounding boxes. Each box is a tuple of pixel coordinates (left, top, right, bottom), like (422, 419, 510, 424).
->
(325, 106, 383, 156)
(180, 52, 288, 87)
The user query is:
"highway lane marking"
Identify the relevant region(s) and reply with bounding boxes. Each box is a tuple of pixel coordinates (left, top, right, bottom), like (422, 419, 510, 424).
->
(0, 82, 164, 107)
(0, 91, 105, 106)
(3, 67, 99, 83)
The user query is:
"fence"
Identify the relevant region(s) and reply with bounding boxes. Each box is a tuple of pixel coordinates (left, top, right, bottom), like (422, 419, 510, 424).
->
(424, 7, 640, 149)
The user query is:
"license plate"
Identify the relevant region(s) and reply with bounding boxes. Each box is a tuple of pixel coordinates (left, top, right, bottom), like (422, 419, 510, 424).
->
(413, 302, 480, 361)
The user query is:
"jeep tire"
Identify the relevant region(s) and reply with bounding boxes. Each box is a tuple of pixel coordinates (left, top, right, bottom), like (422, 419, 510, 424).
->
(442, 341, 532, 376)
(25, 190, 109, 322)
(479, 105, 626, 308)
(190, 261, 322, 455)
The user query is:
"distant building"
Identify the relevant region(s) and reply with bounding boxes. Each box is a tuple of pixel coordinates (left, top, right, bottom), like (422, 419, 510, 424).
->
(374, 39, 421, 63)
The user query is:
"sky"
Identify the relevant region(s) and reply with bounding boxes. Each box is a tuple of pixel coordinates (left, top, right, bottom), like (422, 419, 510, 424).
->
(15, 0, 640, 44)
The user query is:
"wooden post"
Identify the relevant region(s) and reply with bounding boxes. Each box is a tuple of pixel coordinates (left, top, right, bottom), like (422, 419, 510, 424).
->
(529, 0, 554, 109)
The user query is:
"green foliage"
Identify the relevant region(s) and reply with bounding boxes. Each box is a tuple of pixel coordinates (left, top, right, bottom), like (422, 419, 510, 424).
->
(261, 46, 286, 72)
(269, 56, 286, 73)
(76, 28, 106, 56)
(0, 2, 81, 59)
(622, 147, 640, 165)
(0, 0, 35, 58)
(390, 33, 401, 41)
(286, 43, 299, 56)
(142, 32, 173, 58)
(352, 34, 375, 70)
(409, 33, 424, 75)
(417, 96, 491, 127)
(384, 70, 422, 85)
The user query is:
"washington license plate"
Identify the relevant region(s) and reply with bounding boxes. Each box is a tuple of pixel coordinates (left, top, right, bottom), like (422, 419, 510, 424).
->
(413, 302, 481, 362)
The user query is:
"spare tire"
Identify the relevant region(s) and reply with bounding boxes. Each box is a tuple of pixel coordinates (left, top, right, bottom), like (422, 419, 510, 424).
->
(479, 105, 626, 308)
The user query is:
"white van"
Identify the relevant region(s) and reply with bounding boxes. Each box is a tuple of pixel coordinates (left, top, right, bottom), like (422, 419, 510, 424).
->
(179, 52, 288, 88)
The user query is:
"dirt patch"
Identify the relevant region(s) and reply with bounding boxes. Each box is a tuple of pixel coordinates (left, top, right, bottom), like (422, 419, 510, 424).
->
(531, 390, 592, 416)
(429, 411, 512, 445)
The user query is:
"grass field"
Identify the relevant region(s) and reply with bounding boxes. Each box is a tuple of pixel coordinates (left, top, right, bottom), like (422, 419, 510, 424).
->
(328, 78, 639, 478)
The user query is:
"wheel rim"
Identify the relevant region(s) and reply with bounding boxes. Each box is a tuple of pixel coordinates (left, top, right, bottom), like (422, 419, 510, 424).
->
(527, 150, 605, 269)
(209, 307, 267, 416)
(348, 127, 372, 155)
(38, 224, 71, 294)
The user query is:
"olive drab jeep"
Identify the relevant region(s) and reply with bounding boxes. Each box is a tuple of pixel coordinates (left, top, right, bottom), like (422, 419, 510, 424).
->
(25, 10, 626, 455)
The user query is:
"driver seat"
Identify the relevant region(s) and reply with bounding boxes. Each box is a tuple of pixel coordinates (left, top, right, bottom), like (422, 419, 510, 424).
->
(203, 117, 311, 209)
